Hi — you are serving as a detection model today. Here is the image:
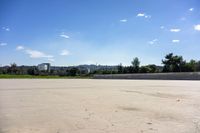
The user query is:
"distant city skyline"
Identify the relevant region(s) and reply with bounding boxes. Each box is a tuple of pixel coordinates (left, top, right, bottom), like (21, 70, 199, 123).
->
(0, 0, 200, 66)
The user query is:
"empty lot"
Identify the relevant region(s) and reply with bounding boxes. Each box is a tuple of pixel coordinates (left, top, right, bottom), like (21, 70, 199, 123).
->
(0, 79, 200, 133)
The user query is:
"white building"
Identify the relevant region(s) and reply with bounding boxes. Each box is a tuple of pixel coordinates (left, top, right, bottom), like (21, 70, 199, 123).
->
(37, 63, 50, 72)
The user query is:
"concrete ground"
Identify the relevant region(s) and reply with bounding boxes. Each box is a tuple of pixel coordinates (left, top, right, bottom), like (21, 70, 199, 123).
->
(0, 79, 200, 133)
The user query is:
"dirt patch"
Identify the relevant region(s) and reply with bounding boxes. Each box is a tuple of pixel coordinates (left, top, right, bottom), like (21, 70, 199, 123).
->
(123, 90, 186, 99)
(118, 106, 141, 111)
(118, 105, 181, 122)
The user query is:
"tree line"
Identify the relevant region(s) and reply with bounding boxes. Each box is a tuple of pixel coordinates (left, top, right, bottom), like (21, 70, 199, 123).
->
(117, 53, 200, 74)
(0, 53, 200, 76)
(0, 63, 84, 76)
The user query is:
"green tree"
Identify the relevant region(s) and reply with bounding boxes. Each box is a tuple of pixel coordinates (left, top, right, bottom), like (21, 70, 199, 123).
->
(131, 57, 140, 73)
(139, 66, 150, 73)
(196, 61, 200, 71)
(8, 63, 18, 74)
(188, 60, 197, 71)
(68, 67, 79, 76)
(27, 67, 39, 75)
(117, 63, 123, 74)
(139, 64, 157, 73)
(162, 53, 184, 72)
(147, 64, 157, 73)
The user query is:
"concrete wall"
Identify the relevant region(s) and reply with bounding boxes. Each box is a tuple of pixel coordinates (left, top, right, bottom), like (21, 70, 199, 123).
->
(93, 72, 200, 80)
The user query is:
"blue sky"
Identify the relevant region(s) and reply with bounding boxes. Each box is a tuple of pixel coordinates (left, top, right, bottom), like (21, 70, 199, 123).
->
(0, 0, 200, 66)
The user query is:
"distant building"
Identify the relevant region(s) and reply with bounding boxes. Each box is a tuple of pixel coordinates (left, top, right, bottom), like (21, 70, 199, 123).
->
(37, 63, 50, 72)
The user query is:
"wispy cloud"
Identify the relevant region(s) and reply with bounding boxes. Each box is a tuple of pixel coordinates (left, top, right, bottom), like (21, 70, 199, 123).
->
(25, 49, 53, 58)
(120, 19, 127, 22)
(172, 40, 180, 43)
(47, 58, 55, 62)
(170, 28, 181, 32)
(144, 15, 151, 19)
(0, 43, 7, 46)
(60, 34, 70, 39)
(16, 46, 25, 50)
(137, 13, 151, 19)
(189, 8, 194, 11)
(2, 27, 10, 31)
(60, 49, 70, 56)
(16, 45, 54, 61)
(160, 26, 165, 29)
(148, 39, 158, 44)
(194, 24, 200, 31)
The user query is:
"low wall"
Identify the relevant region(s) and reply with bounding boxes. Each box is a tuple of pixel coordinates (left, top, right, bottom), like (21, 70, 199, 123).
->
(93, 72, 200, 80)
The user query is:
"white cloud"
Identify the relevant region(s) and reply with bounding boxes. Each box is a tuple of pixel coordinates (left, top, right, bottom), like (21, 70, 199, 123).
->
(189, 8, 194, 11)
(194, 24, 200, 31)
(160, 26, 165, 29)
(172, 40, 180, 43)
(120, 19, 127, 22)
(5, 28, 10, 31)
(0, 43, 7, 46)
(170, 28, 181, 32)
(148, 39, 158, 44)
(25, 49, 53, 58)
(16, 46, 55, 61)
(137, 13, 145, 17)
(60, 49, 70, 56)
(60, 34, 70, 39)
(144, 15, 151, 19)
(2, 27, 10, 31)
(47, 58, 55, 62)
(16, 46, 24, 50)
(137, 13, 151, 19)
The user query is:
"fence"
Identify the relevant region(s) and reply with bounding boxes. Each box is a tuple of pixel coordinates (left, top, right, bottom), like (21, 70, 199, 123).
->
(93, 72, 200, 80)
